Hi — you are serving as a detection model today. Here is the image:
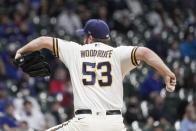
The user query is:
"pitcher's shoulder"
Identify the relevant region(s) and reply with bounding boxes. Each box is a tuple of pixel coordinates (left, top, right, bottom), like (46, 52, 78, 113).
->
(66, 40, 81, 47)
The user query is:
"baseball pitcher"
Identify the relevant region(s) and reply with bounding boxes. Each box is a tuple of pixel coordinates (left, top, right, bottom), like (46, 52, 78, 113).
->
(15, 19, 176, 131)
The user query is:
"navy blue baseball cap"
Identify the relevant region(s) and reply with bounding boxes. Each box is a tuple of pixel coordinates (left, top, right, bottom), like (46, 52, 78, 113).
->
(76, 19, 110, 39)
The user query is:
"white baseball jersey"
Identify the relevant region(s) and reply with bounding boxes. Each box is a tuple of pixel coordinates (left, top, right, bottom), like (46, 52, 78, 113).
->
(53, 38, 139, 112)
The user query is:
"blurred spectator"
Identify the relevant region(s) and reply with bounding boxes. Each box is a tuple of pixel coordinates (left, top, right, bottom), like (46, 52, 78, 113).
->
(149, 94, 168, 122)
(143, 116, 155, 131)
(180, 31, 196, 59)
(0, 45, 18, 80)
(2, 121, 32, 131)
(113, 9, 135, 33)
(177, 100, 189, 120)
(146, 33, 168, 60)
(19, 100, 45, 130)
(167, 39, 181, 59)
(48, 66, 73, 117)
(144, 116, 174, 131)
(180, 102, 196, 131)
(126, 0, 143, 17)
(97, 5, 108, 22)
(146, 5, 163, 34)
(13, 11, 29, 43)
(61, 91, 73, 110)
(153, 126, 164, 131)
(139, 71, 163, 99)
(0, 88, 12, 113)
(49, 67, 70, 95)
(56, 9, 81, 35)
(45, 101, 65, 129)
(0, 104, 18, 129)
(17, 121, 32, 131)
(14, 97, 41, 116)
(159, 115, 175, 131)
(77, 4, 92, 25)
(124, 95, 144, 125)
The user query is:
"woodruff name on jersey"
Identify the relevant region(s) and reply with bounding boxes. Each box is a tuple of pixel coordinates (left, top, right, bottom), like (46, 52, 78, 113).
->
(80, 50, 113, 58)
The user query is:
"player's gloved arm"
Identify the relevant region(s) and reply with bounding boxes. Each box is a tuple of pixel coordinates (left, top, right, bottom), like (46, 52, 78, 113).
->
(15, 36, 53, 59)
(135, 47, 176, 92)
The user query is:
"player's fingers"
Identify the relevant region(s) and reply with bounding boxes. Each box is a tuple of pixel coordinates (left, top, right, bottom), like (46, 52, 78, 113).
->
(170, 86, 175, 92)
(166, 77, 175, 91)
(171, 79, 176, 83)
(169, 72, 176, 78)
(170, 77, 176, 87)
(167, 82, 175, 90)
(171, 76, 176, 81)
(170, 82, 176, 86)
(169, 72, 176, 82)
(15, 52, 22, 59)
(166, 85, 175, 92)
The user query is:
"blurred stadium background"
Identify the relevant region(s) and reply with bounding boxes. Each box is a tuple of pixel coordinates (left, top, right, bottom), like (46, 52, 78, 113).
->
(0, 0, 195, 131)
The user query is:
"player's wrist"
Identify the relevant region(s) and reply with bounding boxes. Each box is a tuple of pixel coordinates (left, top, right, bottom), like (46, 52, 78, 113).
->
(162, 67, 173, 77)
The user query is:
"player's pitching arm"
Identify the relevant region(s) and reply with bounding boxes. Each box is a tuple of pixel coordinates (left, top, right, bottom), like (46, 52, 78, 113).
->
(15, 36, 54, 59)
(135, 47, 176, 92)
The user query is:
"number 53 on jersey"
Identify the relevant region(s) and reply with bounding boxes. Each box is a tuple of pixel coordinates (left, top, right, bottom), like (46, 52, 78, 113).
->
(82, 62, 112, 87)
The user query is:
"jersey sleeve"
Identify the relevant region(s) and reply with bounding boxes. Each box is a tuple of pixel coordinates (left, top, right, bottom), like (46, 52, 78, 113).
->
(115, 46, 140, 76)
(52, 37, 80, 67)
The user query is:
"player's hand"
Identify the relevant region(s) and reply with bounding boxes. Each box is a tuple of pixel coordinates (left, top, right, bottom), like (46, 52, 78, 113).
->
(164, 72, 176, 92)
(15, 50, 22, 59)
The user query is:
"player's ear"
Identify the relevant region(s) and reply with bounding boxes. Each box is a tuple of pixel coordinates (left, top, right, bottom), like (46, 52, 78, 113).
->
(84, 35, 93, 44)
(88, 35, 93, 44)
(83, 35, 89, 44)
(83, 36, 87, 44)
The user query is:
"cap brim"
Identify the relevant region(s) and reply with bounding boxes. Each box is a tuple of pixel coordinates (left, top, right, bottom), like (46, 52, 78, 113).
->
(76, 29, 86, 37)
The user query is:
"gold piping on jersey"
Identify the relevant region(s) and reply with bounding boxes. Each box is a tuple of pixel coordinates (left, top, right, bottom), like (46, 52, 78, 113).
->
(131, 47, 135, 66)
(134, 47, 139, 66)
(52, 38, 59, 58)
(133, 47, 138, 66)
(133, 47, 137, 65)
(131, 47, 139, 66)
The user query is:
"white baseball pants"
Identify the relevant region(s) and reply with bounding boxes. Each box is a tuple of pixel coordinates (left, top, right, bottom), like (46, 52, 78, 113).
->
(46, 114, 126, 131)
